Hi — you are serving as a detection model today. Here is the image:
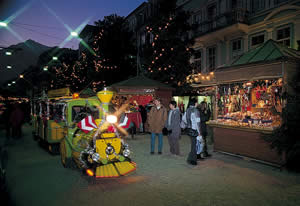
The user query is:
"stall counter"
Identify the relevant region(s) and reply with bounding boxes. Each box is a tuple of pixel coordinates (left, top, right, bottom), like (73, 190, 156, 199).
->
(207, 121, 285, 166)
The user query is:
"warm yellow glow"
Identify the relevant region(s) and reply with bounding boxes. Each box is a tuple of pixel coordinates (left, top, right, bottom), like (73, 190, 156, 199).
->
(72, 93, 79, 99)
(19, 74, 24, 78)
(206, 76, 210, 80)
(210, 72, 214, 75)
(201, 76, 205, 80)
(86, 169, 94, 177)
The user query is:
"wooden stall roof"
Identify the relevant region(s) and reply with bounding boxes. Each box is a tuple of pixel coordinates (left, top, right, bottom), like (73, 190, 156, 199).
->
(192, 40, 300, 87)
(230, 39, 300, 67)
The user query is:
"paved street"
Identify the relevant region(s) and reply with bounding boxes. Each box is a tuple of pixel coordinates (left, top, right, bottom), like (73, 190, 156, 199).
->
(1, 124, 300, 206)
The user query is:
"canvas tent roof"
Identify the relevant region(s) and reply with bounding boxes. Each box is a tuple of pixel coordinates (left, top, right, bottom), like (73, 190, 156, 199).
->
(110, 75, 174, 90)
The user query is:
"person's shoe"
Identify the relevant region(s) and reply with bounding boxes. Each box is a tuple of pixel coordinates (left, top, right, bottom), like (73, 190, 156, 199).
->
(187, 160, 197, 165)
(203, 152, 212, 158)
(158, 152, 162, 155)
(197, 154, 205, 161)
(150, 152, 154, 155)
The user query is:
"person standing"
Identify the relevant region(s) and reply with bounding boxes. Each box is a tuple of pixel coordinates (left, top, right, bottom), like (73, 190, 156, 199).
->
(166, 101, 181, 155)
(147, 98, 167, 154)
(185, 98, 201, 165)
(9, 103, 24, 139)
(199, 101, 212, 157)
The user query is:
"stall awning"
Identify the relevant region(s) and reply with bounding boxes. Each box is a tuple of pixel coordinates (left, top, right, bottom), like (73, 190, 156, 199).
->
(215, 40, 300, 83)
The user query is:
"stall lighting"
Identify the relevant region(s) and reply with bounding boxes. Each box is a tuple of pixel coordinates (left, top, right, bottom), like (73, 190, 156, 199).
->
(210, 72, 214, 75)
(19, 74, 24, 78)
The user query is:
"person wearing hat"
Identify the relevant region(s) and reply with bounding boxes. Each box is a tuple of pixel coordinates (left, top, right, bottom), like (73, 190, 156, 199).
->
(147, 98, 167, 154)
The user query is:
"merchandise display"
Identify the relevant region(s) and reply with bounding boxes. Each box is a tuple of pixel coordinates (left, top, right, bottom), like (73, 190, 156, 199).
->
(209, 79, 283, 130)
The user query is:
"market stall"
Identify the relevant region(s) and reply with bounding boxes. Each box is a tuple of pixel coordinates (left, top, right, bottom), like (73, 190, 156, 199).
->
(191, 40, 300, 166)
(109, 75, 174, 132)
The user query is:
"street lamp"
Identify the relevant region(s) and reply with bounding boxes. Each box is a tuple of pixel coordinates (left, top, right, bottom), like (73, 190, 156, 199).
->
(12, 81, 16, 84)
(19, 74, 24, 78)
(5, 51, 12, 56)
(43, 66, 48, 71)
(0, 21, 7, 27)
(71, 31, 78, 37)
(52, 56, 58, 60)
(8, 83, 11, 86)
(7, 65, 12, 69)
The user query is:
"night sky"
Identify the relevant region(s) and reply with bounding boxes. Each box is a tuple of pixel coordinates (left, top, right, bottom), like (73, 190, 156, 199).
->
(0, 0, 145, 49)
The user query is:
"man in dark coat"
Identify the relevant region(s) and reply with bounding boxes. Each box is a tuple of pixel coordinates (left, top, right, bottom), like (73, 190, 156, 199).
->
(199, 101, 212, 157)
(166, 101, 181, 155)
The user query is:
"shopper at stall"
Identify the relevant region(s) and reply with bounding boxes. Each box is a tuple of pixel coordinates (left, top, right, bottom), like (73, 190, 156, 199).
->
(185, 98, 201, 165)
(165, 101, 181, 155)
(148, 98, 167, 154)
(199, 101, 212, 158)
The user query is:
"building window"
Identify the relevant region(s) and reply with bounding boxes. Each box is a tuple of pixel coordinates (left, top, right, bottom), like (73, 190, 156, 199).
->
(274, 0, 289, 5)
(277, 26, 290, 47)
(207, 4, 217, 20)
(251, 0, 265, 13)
(192, 12, 202, 24)
(232, 39, 241, 52)
(251, 34, 265, 47)
(193, 50, 202, 72)
(207, 47, 216, 71)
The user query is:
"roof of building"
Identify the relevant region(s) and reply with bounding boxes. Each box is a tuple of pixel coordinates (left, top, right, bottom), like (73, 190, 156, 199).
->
(79, 24, 97, 38)
(229, 39, 300, 67)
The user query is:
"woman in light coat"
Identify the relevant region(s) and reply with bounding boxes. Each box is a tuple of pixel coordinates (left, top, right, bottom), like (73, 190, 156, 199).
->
(166, 101, 181, 155)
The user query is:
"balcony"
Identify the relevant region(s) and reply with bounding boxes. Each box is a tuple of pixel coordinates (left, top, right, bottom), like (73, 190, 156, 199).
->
(193, 8, 249, 43)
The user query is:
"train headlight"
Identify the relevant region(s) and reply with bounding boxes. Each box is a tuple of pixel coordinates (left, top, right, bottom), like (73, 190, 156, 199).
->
(123, 149, 130, 157)
(92, 153, 100, 162)
(105, 145, 115, 155)
(106, 115, 117, 124)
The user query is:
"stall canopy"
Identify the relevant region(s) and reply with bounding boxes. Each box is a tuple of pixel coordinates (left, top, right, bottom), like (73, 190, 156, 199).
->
(109, 75, 174, 106)
(215, 39, 300, 83)
(192, 40, 300, 87)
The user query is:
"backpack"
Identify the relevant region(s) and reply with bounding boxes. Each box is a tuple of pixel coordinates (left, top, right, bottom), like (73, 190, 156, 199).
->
(180, 112, 187, 129)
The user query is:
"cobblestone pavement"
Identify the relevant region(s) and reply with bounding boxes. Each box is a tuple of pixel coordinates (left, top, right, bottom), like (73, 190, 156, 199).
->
(1, 124, 300, 206)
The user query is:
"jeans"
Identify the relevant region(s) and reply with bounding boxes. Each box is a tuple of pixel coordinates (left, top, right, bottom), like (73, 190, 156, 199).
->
(151, 132, 163, 153)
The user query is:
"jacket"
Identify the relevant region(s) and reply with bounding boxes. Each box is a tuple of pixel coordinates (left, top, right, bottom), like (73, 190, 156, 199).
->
(147, 105, 167, 133)
(166, 107, 181, 137)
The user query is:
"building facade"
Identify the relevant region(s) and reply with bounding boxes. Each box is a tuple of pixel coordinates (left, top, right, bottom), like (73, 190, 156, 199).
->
(125, 0, 300, 75)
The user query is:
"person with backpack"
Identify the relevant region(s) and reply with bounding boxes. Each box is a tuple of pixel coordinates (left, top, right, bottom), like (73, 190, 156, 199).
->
(184, 98, 201, 165)
(198, 101, 212, 158)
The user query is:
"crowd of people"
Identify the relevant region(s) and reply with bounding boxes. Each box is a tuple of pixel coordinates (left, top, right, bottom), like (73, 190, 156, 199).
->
(0, 102, 29, 143)
(146, 97, 212, 166)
